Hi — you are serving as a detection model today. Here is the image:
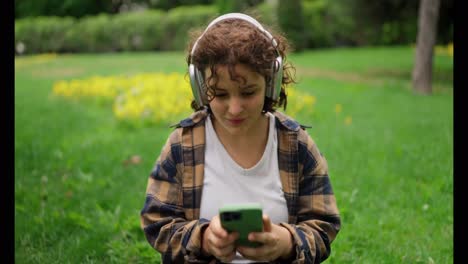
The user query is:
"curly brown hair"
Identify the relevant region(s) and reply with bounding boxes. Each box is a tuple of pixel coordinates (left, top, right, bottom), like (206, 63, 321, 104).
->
(186, 15, 297, 113)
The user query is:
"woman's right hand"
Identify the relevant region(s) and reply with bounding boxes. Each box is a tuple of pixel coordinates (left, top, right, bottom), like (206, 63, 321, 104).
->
(201, 215, 239, 262)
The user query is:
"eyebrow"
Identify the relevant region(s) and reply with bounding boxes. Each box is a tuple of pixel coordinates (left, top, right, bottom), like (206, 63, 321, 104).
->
(240, 84, 258, 89)
(214, 84, 258, 91)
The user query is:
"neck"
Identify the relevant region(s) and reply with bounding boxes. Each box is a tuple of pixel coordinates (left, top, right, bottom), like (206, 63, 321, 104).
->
(211, 113, 270, 169)
(212, 113, 269, 148)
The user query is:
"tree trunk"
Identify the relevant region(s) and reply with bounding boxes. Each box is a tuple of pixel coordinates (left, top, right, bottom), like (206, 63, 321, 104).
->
(412, 0, 441, 95)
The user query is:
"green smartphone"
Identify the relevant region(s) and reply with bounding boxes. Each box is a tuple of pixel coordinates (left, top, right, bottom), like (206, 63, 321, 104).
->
(219, 203, 263, 248)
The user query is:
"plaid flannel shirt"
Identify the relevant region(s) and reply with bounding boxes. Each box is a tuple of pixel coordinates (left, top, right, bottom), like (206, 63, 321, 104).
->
(140, 109, 341, 263)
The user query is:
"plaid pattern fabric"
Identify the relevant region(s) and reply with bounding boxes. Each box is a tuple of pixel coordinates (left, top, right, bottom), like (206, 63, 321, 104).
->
(140, 109, 341, 263)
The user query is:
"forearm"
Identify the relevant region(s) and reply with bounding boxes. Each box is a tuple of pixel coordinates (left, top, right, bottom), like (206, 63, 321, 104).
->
(278, 225, 295, 261)
(291, 132, 341, 262)
(279, 217, 340, 263)
(141, 203, 212, 262)
(140, 175, 211, 261)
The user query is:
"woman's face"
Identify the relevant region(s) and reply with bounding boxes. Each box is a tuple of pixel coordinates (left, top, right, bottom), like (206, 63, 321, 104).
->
(205, 63, 266, 137)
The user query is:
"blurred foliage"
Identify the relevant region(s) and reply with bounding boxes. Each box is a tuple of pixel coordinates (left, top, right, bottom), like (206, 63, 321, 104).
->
(333, 0, 453, 45)
(15, 7, 217, 54)
(110, 11, 166, 51)
(161, 5, 218, 50)
(15, 0, 453, 55)
(15, 0, 216, 18)
(15, 0, 116, 18)
(278, 0, 308, 52)
(15, 16, 76, 54)
(147, 0, 216, 11)
(302, 0, 354, 48)
(215, 0, 264, 14)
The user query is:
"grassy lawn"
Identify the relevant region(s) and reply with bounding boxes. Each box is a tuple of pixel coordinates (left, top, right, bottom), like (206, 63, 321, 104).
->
(15, 46, 453, 263)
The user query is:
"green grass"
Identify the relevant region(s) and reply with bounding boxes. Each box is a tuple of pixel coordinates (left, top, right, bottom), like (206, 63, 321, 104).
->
(15, 46, 453, 263)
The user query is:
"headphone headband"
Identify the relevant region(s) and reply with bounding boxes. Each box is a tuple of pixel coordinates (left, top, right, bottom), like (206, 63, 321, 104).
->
(189, 13, 283, 106)
(190, 13, 278, 58)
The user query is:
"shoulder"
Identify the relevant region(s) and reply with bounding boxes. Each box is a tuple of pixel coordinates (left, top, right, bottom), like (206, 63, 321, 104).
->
(170, 108, 209, 129)
(272, 111, 312, 133)
(165, 108, 209, 148)
(272, 110, 319, 152)
(272, 111, 322, 155)
(273, 112, 328, 174)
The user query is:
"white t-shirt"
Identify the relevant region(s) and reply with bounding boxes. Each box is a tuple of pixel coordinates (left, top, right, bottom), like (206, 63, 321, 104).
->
(200, 112, 288, 263)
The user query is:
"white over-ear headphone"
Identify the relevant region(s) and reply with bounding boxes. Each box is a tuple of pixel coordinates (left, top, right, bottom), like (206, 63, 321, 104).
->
(188, 13, 283, 107)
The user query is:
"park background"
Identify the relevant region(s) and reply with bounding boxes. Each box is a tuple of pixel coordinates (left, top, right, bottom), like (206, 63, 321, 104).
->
(15, 0, 453, 263)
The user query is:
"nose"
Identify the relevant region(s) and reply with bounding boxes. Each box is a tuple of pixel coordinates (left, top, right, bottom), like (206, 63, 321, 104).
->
(227, 96, 243, 116)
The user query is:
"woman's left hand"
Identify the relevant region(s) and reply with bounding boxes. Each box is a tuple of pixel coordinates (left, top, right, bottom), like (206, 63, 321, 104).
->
(236, 214, 294, 262)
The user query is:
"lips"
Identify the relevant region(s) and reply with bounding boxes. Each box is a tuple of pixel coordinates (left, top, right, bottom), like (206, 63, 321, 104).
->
(227, 118, 245, 125)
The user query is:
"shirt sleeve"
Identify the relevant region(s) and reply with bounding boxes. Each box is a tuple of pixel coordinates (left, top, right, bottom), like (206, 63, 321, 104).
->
(279, 130, 341, 264)
(140, 129, 214, 263)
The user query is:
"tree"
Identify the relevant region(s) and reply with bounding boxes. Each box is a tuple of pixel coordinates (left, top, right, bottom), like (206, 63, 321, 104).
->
(214, 0, 263, 14)
(412, 0, 441, 95)
(15, 0, 116, 18)
(277, 0, 307, 51)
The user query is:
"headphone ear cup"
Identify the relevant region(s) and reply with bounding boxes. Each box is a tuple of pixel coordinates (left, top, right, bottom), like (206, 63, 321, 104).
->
(269, 56, 283, 101)
(195, 68, 208, 105)
(189, 64, 207, 106)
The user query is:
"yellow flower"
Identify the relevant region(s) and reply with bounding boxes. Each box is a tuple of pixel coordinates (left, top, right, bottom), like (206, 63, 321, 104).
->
(447, 42, 453, 57)
(345, 116, 352, 125)
(434, 42, 453, 57)
(53, 72, 317, 124)
(335, 104, 342, 114)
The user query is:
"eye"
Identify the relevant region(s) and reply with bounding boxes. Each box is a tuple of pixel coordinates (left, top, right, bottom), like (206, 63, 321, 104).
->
(215, 93, 228, 98)
(212, 88, 228, 98)
(242, 91, 256, 97)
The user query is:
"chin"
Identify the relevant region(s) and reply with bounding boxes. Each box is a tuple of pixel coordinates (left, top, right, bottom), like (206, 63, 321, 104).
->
(222, 123, 249, 135)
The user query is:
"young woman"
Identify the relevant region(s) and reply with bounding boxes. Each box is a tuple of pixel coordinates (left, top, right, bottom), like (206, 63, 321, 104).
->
(140, 13, 341, 263)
